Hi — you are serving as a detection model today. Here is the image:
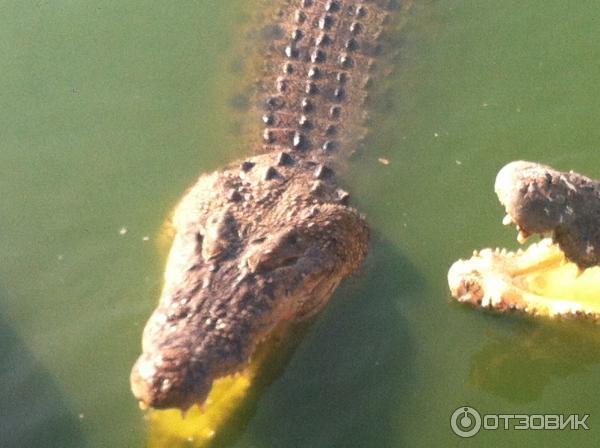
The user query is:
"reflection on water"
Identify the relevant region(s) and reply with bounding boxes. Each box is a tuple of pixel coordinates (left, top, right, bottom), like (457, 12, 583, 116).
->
(470, 317, 600, 404)
(234, 237, 420, 447)
(0, 288, 84, 448)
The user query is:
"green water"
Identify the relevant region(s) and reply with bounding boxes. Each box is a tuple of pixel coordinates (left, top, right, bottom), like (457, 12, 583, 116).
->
(3, 1, 600, 447)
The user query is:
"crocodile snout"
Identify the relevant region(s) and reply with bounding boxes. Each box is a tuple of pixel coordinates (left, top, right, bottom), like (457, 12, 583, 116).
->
(130, 352, 211, 411)
(495, 160, 569, 237)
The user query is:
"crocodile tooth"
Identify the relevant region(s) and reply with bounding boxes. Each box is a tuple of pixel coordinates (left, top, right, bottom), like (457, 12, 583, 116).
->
(517, 230, 530, 244)
(502, 214, 513, 225)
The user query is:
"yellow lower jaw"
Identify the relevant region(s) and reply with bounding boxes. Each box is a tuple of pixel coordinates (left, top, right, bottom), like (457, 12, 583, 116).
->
(147, 337, 276, 448)
(150, 220, 246, 447)
(146, 322, 299, 448)
(449, 239, 600, 317)
(147, 369, 255, 448)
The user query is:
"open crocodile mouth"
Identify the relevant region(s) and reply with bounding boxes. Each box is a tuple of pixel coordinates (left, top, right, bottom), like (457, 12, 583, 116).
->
(449, 161, 600, 318)
(449, 238, 600, 317)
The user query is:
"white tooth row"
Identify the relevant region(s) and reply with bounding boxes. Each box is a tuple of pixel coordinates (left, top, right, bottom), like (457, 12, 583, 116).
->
(471, 247, 525, 258)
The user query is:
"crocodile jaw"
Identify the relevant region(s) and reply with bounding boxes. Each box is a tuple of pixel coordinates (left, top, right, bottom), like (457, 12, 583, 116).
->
(449, 160, 600, 319)
(449, 238, 600, 318)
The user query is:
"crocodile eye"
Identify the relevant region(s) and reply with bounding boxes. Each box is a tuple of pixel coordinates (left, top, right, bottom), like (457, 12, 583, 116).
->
(246, 230, 304, 273)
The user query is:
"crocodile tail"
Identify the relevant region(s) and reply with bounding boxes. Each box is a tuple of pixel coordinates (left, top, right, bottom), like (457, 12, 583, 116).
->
(258, 0, 407, 160)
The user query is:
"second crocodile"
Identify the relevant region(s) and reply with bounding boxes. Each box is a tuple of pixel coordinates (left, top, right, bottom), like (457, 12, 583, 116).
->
(449, 161, 600, 318)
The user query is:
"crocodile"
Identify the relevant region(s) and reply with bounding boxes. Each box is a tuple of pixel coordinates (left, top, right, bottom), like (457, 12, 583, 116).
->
(449, 161, 600, 317)
(131, 0, 403, 411)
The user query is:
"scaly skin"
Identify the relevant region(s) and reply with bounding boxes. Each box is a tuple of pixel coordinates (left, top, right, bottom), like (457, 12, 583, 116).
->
(130, 0, 399, 410)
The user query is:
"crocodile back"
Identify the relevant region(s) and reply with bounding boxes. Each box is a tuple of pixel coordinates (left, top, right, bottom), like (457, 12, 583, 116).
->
(258, 0, 401, 161)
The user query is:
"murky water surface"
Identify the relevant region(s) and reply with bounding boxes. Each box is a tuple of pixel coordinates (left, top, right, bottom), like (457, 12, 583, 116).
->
(3, 1, 600, 446)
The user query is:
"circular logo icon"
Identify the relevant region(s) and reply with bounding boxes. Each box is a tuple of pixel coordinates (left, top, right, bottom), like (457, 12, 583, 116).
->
(450, 406, 482, 438)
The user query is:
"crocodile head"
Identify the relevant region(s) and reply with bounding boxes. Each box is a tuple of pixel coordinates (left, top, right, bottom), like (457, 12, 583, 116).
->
(495, 160, 600, 269)
(449, 161, 600, 318)
(130, 153, 369, 410)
